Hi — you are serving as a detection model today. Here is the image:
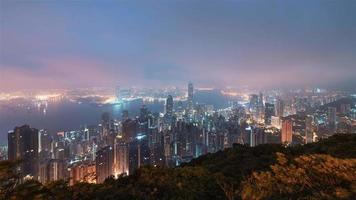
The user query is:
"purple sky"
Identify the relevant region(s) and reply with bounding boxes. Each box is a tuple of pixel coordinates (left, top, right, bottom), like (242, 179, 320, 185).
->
(1, 0, 355, 91)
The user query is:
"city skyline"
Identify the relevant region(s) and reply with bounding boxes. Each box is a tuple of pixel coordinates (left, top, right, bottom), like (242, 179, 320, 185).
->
(3, 81, 356, 184)
(1, 1, 356, 199)
(1, 0, 356, 91)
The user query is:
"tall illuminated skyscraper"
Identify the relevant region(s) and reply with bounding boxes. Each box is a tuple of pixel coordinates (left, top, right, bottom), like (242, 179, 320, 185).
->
(245, 126, 256, 147)
(114, 139, 129, 176)
(165, 95, 173, 117)
(101, 112, 111, 140)
(39, 129, 52, 155)
(95, 146, 114, 183)
(275, 98, 285, 117)
(264, 103, 275, 125)
(187, 82, 194, 113)
(258, 92, 265, 122)
(281, 118, 293, 144)
(128, 135, 150, 174)
(8, 125, 39, 179)
(249, 94, 259, 120)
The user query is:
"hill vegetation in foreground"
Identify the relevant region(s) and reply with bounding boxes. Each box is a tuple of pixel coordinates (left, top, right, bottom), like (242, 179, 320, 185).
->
(1, 134, 356, 200)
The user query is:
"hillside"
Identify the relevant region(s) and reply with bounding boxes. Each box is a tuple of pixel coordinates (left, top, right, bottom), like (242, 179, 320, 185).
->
(1, 134, 356, 200)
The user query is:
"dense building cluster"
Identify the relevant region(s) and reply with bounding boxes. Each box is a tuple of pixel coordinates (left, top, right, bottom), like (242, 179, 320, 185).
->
(6, 83, 356, 185)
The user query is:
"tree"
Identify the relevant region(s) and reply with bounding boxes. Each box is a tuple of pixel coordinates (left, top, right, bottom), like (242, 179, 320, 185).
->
(241, 153, 356, 200)
(11, 180, 44, 200)
(0, 160, 21, 199)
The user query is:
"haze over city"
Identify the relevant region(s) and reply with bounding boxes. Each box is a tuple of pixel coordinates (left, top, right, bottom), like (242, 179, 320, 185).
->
(1, 1, 356, 200)
(1, 0, 355, 91)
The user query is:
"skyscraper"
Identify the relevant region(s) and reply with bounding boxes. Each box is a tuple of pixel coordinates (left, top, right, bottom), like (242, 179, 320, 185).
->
(187, 82, 194, 114)
(271, 116, 282, 129)
(38, 129, 52, 160)
(305, 115, 314, 143)
(249, 94, 259, 112)
(128, 136, 150, 174)
(275, 98, 285, 117)
(340, 104, 351, 114)
(69, 161, 96, 185)
(165, 95, 174, 117)
(114, 139, 129, 176)
(327, 107, 337, 128)
(281, 118, 293, 144)
(258, 92, 265, 122)
(39, 159, 66, 184)
(148, 129, 165, 167)
(139, 105, 149, 123)
(100, 112, 111, 140)
(95, 146, 114, 183)
(176, 100, 184, 120)
(249, 94, 259, 120)
(245, 126, 256, 147)
(8, 125, 39, 179)
(122, 119, 137, 142)
(264, 103, 275, 125)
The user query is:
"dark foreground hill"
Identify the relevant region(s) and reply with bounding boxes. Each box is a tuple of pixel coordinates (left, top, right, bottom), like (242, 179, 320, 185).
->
(1, 134, 356, 200)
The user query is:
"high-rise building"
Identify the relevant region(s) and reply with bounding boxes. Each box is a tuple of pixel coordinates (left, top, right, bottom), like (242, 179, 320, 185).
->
(69, 161, 96, 185)
(139, 105, 150, 125)
(281, 118, 293, 144)
(122, 119, 137, 142)
(8, 125, 39, 179)
(147, 127, 165, 167)
(100, 112, 111, 141)
(271, 116, 282, 129)
(249, 94, 259, 120)
(114, 139, 129, 176)
(128, 135, 150, 174)
(176, 101, 184, 120)
(163, 131, 172, 166)
(351, 108, 356, 120)
(327, 107, 337, 128)
(187, 82, 194, 114)
(255, 128, 268, 145)
(38, 160, 49, 184)
(264, 103, 275, 125)
(245, 126, 256, 147)
(258, 92, 265, 122)
(305, 115, 314, 143)
(275, 98, 285, 117)
(87, 125, 99, 139)
(340, 104, 351, 114)
(95, 146, 114, 183)
(39, 159, 67, 184)
(165, 95, 174, 117)
(38, 129, 52, 154)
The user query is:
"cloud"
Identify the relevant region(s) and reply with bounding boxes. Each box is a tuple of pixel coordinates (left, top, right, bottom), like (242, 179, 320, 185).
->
(0, 57, 132, 91)
(0, 0, 355, 91)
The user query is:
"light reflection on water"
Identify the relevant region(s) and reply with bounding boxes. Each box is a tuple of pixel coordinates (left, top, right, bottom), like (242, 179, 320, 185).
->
(0, 99, 163, 145)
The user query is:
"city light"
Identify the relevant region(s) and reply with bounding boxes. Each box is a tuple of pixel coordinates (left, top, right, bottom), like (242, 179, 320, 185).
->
(1, 0, 355, 198)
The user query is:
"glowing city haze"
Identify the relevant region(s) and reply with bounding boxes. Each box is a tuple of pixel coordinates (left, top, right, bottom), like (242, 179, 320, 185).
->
(0, 0, 355, 91)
